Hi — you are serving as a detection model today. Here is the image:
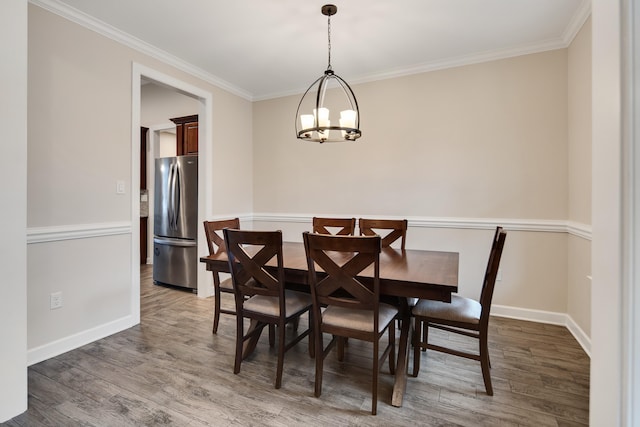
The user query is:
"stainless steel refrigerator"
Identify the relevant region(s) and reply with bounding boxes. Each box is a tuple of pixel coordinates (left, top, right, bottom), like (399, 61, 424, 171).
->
(153, 155, 198, 290)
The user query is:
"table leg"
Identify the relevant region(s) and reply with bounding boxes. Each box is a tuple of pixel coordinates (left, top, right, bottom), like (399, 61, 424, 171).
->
(391, 315, 413, 407)
(242, 319, 264, 360)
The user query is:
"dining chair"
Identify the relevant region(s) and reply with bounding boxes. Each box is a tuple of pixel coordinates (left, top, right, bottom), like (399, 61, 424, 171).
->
(203, 218, 240, 334)
(360, 218, 414, 308)
(223, 228, 313, 389)
(412, 226, 506, 395)
(359, 218, 408, 250)
(303, 231, 398, 415)
(312, 216, 356, 236)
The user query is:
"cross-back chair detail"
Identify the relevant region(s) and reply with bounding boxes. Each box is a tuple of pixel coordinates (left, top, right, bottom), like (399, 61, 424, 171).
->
(312, 217, 356, 236)
(203, 218, 240, 334)
(412, 226, 506, 396)
(303, 232, 398, 415)
(359, 218, 408, 250)
(223, 228, 312, 389)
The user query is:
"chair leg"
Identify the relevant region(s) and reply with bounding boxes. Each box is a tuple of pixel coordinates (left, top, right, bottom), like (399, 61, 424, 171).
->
(388, 320, 396, 375)
(412, 317, 422, 377)
(275, 321, 286, 389)
(212, 285, 221, 334)
(269, 324, 275, 347)
(308, 312, 315, 358)
(372, 339, 379, 415)
(421, 322, 428, 352)
(234, 314, 244, 375)
(337, 336, 345, 361)
(314, 330, 324, 397)
(479, 330, 493, 395)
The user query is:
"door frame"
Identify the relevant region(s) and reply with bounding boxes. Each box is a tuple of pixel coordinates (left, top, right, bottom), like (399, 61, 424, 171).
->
(131, 63, 214, 324)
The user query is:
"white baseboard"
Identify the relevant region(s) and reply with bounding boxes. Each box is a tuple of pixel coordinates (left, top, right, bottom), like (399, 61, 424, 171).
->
(492, 304, 591, 357)
(565, 315, 591, 357)
(27, 304, 591, 367)
(27, 315, 137, 366)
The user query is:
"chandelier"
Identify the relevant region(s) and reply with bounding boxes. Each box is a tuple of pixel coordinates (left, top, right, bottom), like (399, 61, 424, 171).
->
(295, 4, 361, 143)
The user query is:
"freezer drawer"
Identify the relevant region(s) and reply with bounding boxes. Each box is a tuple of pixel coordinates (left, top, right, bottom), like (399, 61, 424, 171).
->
(153, 237, 198, 290)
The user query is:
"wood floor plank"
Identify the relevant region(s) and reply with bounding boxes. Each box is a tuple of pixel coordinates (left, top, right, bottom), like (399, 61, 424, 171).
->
(3, 265, 590, 426)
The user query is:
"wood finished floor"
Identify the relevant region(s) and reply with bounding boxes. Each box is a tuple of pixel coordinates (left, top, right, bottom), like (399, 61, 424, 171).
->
(4, 265, 589, 426)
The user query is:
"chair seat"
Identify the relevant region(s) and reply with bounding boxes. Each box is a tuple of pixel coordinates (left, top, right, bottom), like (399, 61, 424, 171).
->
(323, 303, 398, 333)
(244, 290, 312, 317)
(412, 295, 481, 324)
(219, 276, 234, 291)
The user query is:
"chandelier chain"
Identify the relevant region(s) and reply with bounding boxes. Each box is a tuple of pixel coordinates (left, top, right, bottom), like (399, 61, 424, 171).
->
(327, 14, 332, 70)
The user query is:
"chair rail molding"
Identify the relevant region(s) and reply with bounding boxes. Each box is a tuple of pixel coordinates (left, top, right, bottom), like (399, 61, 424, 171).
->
(252, 213, 592, 240)
(26, 216, 592, 244)
(26, 215, 253, 244)
(27, 222, 131, 244)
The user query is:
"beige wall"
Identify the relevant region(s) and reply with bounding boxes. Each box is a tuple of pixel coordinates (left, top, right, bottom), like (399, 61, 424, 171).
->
(254, 50, 567, 219)
(253, 50, 571, 314)
(26, 5, 253, 358)
(28, 6, 132, 226)
(567, 18, 592, 338)
(568, 18, 593, 226)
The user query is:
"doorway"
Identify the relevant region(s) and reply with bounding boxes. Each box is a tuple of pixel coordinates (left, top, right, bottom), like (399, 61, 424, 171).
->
(131, 63, 214, 325)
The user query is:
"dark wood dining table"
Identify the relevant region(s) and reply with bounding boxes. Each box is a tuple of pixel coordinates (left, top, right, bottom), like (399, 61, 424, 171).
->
(200, 241, 459, 407)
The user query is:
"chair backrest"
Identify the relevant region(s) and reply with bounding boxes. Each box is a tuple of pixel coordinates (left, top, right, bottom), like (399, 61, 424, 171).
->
(478, 227, 507, 324)
(312, 217, 356, 236)
(359, 218, 408, 250)
(303, 232, 381, 315)
(203, 218, 240, 256)
(223, 229, 286, 304)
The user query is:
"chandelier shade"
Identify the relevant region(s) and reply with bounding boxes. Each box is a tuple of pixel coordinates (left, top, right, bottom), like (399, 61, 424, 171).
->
(295, 4, 361, 143)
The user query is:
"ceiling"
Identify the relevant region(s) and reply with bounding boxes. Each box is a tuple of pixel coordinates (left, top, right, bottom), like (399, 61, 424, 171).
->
(36, 0, 590, 101)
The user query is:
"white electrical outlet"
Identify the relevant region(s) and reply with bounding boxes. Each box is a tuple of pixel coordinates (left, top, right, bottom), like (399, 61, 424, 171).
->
(496, 269, 503, 281)
(50, 292, 63, 310)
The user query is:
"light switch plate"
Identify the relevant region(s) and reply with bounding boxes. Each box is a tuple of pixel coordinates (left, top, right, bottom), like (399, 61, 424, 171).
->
(50, 292, 63, 309)
(116, 180, 126, 194)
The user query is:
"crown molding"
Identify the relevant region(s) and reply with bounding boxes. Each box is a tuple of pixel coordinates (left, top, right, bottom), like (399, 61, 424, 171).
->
(256, 8, 593, 102)
(29, 0, 253, 101)
(347, 39, 569, 90)
(256, 37, 576, 101)
(30, 0, 592, 103)
(562, 0, 592, 45)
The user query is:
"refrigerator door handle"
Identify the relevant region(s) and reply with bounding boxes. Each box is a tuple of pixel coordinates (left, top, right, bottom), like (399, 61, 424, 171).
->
(168, 162, 176, 230)
(153, 237, 197, 247)
(174, 161, 181, 229)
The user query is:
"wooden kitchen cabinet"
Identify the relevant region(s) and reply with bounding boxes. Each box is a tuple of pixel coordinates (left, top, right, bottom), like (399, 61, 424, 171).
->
(170, 114, 198, 155)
